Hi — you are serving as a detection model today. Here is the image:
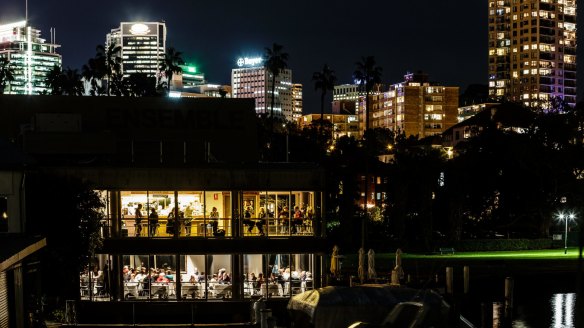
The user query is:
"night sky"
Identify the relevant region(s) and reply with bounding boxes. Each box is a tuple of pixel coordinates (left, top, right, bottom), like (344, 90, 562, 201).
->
(1, 1, 581, 111)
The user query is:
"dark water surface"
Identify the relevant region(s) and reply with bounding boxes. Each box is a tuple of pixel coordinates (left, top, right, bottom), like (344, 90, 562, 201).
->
(462, 273, 579, 328)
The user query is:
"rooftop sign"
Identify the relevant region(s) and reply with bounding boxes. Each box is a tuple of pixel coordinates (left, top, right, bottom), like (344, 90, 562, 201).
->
(236, 57, 263, 67)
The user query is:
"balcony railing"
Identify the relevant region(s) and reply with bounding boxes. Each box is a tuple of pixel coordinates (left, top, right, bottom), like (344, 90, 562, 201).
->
(100, 216, 317, 239)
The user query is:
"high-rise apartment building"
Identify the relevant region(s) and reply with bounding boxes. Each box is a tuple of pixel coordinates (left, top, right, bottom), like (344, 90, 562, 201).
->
(0, 21, 61, 95)
(231, 56, 293, 121)
(370, 72, 459, 138)
(106, 22, 166, 80)
(488, 0, 576, 107)
(292, 83, 303, 120)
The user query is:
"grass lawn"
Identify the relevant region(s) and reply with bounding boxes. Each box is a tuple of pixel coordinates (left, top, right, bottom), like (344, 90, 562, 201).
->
(339, 248, 581, 276)
(401, 248, 581, 260)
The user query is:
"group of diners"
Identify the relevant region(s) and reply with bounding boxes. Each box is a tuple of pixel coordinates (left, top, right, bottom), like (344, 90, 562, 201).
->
(121, 265, 232, 299)
(80, 265, 108, 297)
(242, 205, 314, 236)
(244, 267, 313, 297)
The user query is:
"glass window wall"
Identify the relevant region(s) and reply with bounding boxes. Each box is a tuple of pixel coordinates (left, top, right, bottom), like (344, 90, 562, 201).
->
(121, 254, 177, 300)
(243, 253, 314, 298)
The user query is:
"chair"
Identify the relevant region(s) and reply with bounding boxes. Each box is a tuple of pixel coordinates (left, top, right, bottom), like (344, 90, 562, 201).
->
(80, 282, 89, 297)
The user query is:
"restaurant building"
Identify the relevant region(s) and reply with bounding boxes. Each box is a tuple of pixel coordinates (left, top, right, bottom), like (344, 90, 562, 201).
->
(0, 95, 327, 323)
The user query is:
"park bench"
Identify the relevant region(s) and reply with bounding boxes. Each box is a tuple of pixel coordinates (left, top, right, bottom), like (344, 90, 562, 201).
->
(439, 247, 455, 255)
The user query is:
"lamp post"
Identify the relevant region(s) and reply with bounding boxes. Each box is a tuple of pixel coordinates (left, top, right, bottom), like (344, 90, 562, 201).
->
(557, 212, 576, 255)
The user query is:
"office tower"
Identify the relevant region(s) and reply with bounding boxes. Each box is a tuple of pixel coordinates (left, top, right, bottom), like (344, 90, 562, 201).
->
(106, 22, 166, 80)
(370, 72, 459, 138)
(0, 21, 61, 95)
(488, 0, 576, 107)
(292, 83, 303, 120)
(231, 56, 293, 121)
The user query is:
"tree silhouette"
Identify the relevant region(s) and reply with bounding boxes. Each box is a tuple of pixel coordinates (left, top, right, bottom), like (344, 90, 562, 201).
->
(264, 43, 289, 120)
(95, 43, 122, 96)
(61, 67, 84, 96)
(160, 47, 185, 94)
(353, 56, 382, 132)
(313, 64, 337, 132)
(82, 56, 105, 96)
(45, 64, 64, 95)
(0, 58, 15, 95)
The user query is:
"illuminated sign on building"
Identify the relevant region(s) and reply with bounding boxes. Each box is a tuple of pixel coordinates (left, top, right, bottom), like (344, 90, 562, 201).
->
(129, 23, 150, 35)
(121, 23, 158, 36)
(236, 57, 263, 67)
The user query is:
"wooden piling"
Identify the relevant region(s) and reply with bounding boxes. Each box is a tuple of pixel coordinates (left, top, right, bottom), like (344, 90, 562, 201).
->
(504, 277, 514, 325)
(492, 302, 503, 328)
(446, 267, 454, 295)
(463, 266, 470, 294)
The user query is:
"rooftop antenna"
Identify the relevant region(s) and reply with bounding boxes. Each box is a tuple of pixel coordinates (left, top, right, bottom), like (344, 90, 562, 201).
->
(25, 0, 28, 24)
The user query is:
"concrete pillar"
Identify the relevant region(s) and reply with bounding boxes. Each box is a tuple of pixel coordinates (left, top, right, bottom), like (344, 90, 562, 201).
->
(109, 191, 121, 238)
(231, 254, 242, 299)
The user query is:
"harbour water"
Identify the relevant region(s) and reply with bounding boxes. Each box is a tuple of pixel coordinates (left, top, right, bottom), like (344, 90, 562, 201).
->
(512, 292, 577, 328)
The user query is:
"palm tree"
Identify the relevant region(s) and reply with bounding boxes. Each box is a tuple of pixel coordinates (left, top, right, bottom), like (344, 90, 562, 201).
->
(45, 64, 64, 95)
(264, 43, 289, 120)
(353, 56, 382, 252)
(96, 43, 122, 96)
(127, 73, 157, 97)
(82, 57, 105, 96)
(0, 58, 16, 95)
(353, 56, 382, 132)
(61, 68, 84, 96)
(160, 47, 184, 94)
(313, 64, 337, 132)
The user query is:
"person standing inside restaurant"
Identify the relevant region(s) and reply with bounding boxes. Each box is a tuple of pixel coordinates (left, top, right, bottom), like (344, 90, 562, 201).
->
(257, 207, 267, 236)
(149, 207, 159, 237)
(166, 207, 176, 237)
(135, 204, 143, 237)
(209, 206, 219, 235)
(184, 204, 193, 236)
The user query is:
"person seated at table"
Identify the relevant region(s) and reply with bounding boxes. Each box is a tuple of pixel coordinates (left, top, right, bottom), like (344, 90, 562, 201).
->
(122, 265, 131, 282)
(269, 272, 278, 284)
(156, 272, 170, 283)
(257, 272, 265, 285)
(218, 268, 230, 284)
(248, 272, 257, 286)
(256, 207, 267, 236)
(164, 269, 175, 282)
(149, 208, 159, 237)
(210, 274, 218, 282)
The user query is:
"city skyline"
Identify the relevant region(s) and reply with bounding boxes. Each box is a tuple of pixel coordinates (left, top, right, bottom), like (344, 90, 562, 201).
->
(2, 0, 491, 112)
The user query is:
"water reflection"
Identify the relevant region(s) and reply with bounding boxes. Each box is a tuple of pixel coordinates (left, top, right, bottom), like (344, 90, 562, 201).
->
(551, 293, 575, 328)
(513, 293, 576, 328)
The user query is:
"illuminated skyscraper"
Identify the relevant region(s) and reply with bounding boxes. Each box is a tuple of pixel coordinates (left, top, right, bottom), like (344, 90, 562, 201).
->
(488, 0, 576, 107)
(0, 21, 61, 95)
(231, 56, 293, 121)
(292, 83, 303, 120)
(106, 22, 166, 80)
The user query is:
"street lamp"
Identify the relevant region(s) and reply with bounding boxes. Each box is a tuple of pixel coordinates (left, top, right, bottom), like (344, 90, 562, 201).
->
(556, 212, 576, 255)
